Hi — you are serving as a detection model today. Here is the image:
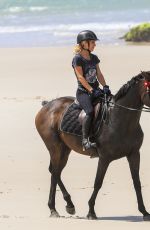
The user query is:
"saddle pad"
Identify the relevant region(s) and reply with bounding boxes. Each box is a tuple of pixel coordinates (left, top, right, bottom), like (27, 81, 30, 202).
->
(60, 103, 82, 136)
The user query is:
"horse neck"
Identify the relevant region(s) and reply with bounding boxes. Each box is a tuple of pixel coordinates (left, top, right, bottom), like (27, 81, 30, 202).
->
(113, 85, 143, 125)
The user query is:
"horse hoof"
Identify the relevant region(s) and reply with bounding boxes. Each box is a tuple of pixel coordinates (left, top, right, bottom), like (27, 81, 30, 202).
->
(50, 209, 60, 218)
(143, 214, 150, 221)
(87, 213, 97, 220)
(66, 206, 76, 215)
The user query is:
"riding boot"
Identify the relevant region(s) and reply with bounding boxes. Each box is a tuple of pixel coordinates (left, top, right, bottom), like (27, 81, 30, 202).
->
(82, 114, 96, 151)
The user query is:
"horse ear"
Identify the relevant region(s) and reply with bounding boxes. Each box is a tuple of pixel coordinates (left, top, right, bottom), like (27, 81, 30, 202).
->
(140, 70, 145, 79)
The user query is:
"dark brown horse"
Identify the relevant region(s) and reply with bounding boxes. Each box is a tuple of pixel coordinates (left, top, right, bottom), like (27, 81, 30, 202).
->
(35, 71, 150, 221)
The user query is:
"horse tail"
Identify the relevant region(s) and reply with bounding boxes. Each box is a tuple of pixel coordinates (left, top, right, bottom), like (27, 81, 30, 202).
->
(41, 100, 49, 106)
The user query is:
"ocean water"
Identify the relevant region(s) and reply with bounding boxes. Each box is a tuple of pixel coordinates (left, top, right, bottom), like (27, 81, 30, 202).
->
(0, 0, 150, 47)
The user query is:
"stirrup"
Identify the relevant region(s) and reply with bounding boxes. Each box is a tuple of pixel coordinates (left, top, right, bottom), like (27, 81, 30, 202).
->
(82, 139, 97, 151)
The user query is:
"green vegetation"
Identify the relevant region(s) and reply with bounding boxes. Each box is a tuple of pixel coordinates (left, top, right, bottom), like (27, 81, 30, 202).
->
(123, 23, 150, 42)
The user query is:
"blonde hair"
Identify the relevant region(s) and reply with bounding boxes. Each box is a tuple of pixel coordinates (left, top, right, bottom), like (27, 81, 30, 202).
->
(73, 44, 82, 54)
(73, 41, 87, 54)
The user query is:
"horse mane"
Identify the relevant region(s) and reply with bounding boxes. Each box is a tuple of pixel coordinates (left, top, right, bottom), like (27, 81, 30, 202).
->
(114, 73, 144, 101)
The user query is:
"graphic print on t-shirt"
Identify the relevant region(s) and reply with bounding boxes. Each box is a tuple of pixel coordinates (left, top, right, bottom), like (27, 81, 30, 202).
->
(85, 67, 97, 83)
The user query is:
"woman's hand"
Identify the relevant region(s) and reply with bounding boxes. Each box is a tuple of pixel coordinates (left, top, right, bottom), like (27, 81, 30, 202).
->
(91, 88, 103, 98)
(103, 85, 111, 95)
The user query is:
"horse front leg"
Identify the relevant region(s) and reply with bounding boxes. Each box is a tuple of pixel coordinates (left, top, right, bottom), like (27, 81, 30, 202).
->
(127, 151, 150, 221)
(87, 157, 109, 219)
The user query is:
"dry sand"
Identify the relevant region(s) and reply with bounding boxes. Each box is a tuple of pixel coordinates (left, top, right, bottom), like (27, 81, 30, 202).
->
(0, 45, 150, 229)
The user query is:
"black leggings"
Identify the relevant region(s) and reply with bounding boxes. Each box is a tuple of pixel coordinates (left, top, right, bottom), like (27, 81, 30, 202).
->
(76, 89, 93, 115)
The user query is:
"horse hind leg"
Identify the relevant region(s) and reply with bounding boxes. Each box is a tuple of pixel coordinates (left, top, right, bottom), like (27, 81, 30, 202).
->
(48, 142, 75, 217)
(57, 171, 75, 215)
(49, 161, 75, 215)
(48, 171, 59, 217)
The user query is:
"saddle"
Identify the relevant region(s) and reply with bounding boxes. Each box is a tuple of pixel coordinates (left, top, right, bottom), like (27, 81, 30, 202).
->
(74, 98, 101, 125)
(60, 96, 110, 137)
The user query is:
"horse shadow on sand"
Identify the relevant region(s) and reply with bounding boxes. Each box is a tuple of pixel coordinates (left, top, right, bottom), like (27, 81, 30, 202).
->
(60, 215, 143, 222)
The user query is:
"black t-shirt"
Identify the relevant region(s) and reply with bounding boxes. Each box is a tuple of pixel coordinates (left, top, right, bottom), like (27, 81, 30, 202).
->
(72, 53, 100, 92)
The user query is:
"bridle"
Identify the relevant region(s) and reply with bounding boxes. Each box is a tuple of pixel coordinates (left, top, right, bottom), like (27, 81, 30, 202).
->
(144, 80, 150, 90)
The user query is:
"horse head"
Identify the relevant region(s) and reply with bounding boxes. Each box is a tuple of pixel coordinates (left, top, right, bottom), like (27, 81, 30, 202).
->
(140, 71, 150, 107)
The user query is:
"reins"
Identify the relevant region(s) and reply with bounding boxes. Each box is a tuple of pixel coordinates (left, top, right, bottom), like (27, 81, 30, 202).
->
(94, 88, 150, 137)
(109, 99, 150, 113)
(99, 93, 150, 112)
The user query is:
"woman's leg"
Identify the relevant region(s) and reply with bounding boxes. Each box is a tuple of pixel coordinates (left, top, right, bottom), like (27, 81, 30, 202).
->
(76, 90, 96, 150)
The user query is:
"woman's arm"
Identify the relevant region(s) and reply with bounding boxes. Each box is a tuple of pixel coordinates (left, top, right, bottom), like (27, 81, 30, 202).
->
(96, 64, 106, 87)
(74, 66, 93, 93)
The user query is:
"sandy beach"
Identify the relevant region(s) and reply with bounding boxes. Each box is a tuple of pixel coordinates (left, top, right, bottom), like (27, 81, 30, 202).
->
(0, 45, 150, 230)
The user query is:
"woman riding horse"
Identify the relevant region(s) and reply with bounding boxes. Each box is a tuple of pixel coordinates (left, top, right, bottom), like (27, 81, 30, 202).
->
(72, 30, 111, 150)
(35, 65, 150, 220)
